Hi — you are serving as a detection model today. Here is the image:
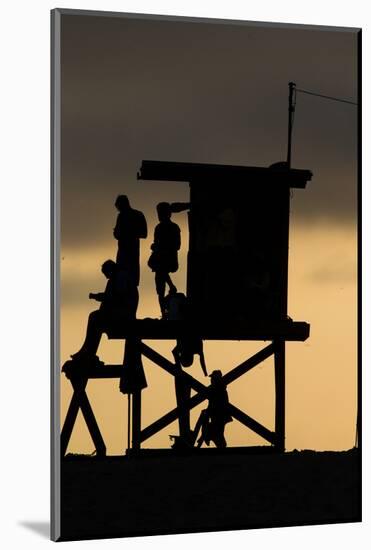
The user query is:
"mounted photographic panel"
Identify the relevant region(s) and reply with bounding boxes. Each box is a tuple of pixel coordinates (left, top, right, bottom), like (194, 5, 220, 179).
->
(51, 8, 360, 542)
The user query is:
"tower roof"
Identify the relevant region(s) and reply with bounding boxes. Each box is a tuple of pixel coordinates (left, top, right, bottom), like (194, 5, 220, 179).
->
(138, 160, 312, 189)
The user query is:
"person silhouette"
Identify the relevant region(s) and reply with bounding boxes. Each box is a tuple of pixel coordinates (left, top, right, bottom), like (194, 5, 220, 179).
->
(71, 260, 138, 361)
(113, 195, 147, 286)
(159, 292, 207, 445)
(172, 336, 207, 445)
(166, 292, 208, 377)
(197, 370, 232, 448)
(148, 202, 181, 317)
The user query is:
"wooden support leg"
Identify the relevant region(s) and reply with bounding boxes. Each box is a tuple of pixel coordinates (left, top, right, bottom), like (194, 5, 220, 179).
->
(78, 390, 106, 456)
(61, 376, 106, 457)
(60, 383, 85, 457)
(274, 339, 286, 452)
(132, 390, 142, 451)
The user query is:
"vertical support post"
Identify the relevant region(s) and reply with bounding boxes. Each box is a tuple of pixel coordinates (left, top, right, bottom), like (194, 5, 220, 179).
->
(175, 369, 191, 443)
(287, 81, 296, 168)
(186, 183, 193, 299)
(274, 339, 286, 452)
(132, 390, 142, 451)
(127, 394, 131, 453)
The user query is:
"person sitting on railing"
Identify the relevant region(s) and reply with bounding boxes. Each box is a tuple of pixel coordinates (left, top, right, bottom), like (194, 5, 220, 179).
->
(71, 260, 138, 362)
(163, 291, 207, 446)
(163, 291, 208, 377)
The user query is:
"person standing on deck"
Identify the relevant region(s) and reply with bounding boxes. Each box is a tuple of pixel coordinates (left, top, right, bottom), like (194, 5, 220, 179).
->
(113, 195, 147, 287)
(148, 202, 181, 317)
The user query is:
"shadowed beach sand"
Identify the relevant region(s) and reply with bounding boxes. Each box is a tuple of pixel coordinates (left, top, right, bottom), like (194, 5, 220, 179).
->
(60, 448, 360, 541)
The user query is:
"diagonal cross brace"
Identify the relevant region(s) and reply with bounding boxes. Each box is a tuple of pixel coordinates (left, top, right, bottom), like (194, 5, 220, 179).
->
(141, 342, 207, 393)
(228, 404, 276, 444)
(140, 342, 275, 443)
(141, 342, 275, 396)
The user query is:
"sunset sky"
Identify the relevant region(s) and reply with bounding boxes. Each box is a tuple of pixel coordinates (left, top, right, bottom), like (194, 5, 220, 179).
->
(60, 13, 358, 454)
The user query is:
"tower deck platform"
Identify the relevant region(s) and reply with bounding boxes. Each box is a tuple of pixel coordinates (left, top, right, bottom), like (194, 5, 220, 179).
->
(104, 318, 310, 341)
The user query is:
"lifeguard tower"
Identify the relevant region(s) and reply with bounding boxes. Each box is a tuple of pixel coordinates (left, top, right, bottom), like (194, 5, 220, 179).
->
(61, 159, 311, 457)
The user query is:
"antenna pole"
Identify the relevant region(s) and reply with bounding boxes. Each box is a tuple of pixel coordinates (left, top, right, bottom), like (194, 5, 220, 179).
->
(287, 81, 296, 168)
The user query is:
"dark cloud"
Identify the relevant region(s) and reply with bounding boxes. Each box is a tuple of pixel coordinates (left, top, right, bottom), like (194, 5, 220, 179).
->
(61, 14, 358, 249)
(307, 261, 356, 284)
